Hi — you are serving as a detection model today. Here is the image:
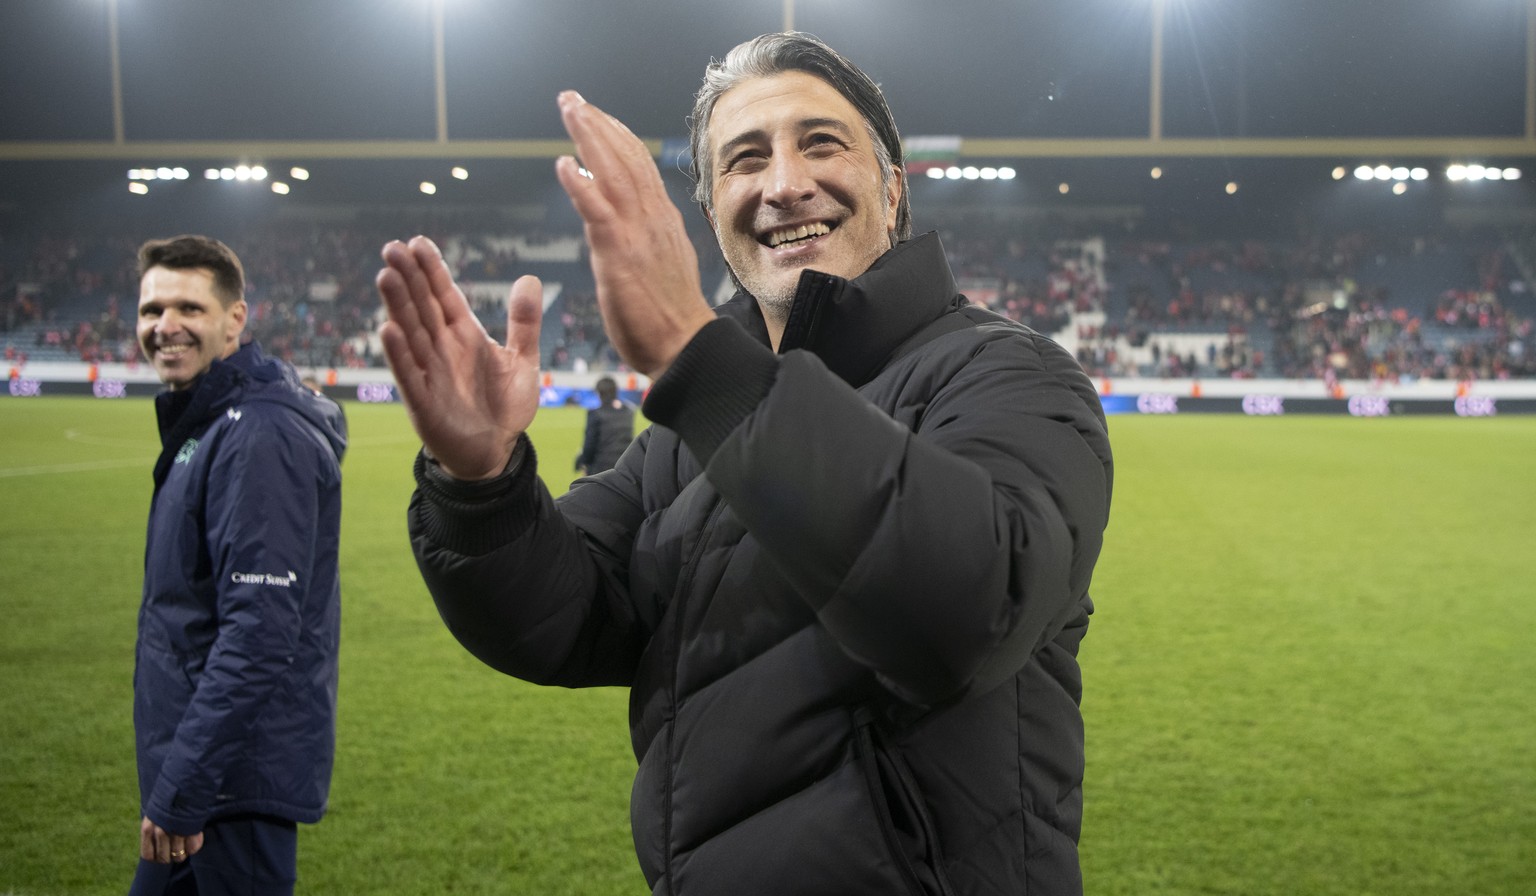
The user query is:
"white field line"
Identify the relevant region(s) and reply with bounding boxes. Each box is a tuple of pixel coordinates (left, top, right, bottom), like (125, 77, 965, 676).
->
(1, 428, 419, 478)
(64, 427, 150, 449)
(0, 428, 150, 478)
(0, 457, 149, 478)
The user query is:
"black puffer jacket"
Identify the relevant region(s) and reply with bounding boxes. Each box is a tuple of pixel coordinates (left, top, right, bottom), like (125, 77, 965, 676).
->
(409, 233, 1113, 895)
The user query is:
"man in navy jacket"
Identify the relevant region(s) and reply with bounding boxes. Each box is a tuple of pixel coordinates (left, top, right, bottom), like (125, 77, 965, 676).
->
(131, 235, 346, 895)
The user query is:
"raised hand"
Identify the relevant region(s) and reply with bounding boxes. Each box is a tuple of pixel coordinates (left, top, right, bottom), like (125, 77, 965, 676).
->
(555, 91, 717, 380)
(377, 236, 544, 481)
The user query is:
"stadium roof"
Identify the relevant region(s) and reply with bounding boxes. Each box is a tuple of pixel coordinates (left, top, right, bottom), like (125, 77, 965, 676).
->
(3, 0, 1535, 231)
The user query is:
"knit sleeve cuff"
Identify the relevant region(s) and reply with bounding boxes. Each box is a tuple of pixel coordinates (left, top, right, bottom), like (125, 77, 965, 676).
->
(641, 318, 778, 466)
(410, 436, 542, 556)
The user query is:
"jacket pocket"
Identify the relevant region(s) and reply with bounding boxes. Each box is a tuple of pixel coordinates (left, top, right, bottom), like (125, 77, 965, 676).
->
(854, 709, 956, 896)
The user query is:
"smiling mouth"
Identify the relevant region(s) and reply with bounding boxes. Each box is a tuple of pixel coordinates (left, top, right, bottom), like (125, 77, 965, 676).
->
(154, 344, 193, 360)
(764, 221, 832, 248)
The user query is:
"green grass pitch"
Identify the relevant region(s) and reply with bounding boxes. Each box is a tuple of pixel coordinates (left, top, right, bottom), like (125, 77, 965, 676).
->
(2, 398, 1532, 895)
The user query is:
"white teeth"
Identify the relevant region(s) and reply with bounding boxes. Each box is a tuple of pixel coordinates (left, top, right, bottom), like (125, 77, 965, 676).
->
(767, 222, 831, 248)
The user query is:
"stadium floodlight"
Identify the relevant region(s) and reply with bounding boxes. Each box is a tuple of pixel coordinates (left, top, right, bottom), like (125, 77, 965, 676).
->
(980, 167, 997, 180)
(290, 167, 310, 181)
(156, 167, 173, 180)
(925, 168, 945, 180)
(962, 167, 979, 180)
(1446, 164, 1467, 181)
(1331, 167, 1347, 180)
(420, 181, 437, 195)
(1393, 182, 1407, 195)
(1058, 183, 1070, 195)
(235, 165, 252, 181)
(1411, 168, 1428, 181)
(451, 166, 469, 180)
(1504, 168, 1522, 180)
(251, 166, 268, 181)
(129, 182, 148, 195)
(1373, 164, 1392, 180)
(998, 167, 1016, 180)
(1467, 164, 1487, 180)
(205, 169, 220, 180)
(945, 166, 961, 180)
(1354, 165, 1374, 180)
(1150, 166, 1163, 179)
(220, 168, 235, 180)
(173, 168, 188, 180)
(1391, 167, 1409, 181)
(1225, 182, 1239, 195)
(272, 182, 290, 195)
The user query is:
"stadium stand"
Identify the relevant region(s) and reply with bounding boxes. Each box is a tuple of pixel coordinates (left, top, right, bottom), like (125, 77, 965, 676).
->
(4, 214, 1531, 382)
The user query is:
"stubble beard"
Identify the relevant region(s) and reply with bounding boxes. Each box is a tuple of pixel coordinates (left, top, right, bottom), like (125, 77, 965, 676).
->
(752, 283, 795, 332)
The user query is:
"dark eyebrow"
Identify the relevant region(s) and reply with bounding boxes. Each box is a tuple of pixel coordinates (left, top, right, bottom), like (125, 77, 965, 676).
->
(714, 117, 858, 168)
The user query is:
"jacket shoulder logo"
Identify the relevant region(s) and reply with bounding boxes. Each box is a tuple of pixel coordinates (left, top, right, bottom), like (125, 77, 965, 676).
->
(173, 438, 199, 465)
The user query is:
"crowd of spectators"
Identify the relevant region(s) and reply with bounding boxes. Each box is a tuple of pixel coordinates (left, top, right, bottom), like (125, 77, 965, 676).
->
(1069, 231, 1534, 381)
(4, 217, 1532, 382)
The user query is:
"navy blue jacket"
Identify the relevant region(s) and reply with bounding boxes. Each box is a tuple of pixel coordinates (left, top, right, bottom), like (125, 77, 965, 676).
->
(135, 341, 346, 835)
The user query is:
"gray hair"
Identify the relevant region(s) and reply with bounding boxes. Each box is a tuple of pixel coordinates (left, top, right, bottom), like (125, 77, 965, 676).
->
(687, 32, 912, 242)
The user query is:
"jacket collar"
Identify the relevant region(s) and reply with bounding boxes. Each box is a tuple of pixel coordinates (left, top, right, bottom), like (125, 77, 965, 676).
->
(716, 231, 961, 388)
(151, 342, 267, 485)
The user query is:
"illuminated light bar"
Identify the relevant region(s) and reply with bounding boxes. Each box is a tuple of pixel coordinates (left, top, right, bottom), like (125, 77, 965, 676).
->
(420, 181, 437, 195)
(1445, 164, 1522, 182)
(451, 166, 469, 180)
(290, 167, 310, 180)
(922, 165, 1015, 182)
(128, 167, 190, 181)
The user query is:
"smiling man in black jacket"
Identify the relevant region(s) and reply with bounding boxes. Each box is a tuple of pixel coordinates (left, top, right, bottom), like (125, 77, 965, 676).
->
(377, 32, 1112, 895)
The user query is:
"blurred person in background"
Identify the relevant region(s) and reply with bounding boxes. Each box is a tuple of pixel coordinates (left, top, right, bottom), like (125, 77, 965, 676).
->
(131, 235, 347, 896)
(573, 374, 635, 475)
(377, 32, 1111, 896)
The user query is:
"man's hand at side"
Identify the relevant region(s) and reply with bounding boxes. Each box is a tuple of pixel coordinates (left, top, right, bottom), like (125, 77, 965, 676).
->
(140, 816, 203, 864)
(377, 237, 544, 481)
